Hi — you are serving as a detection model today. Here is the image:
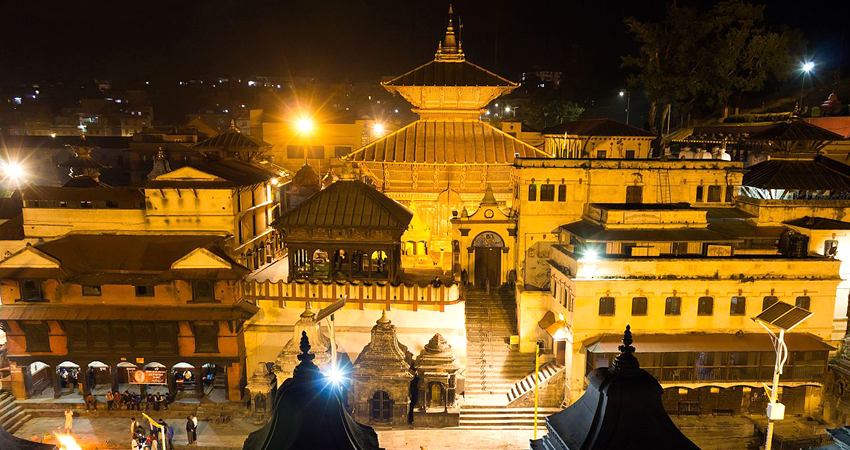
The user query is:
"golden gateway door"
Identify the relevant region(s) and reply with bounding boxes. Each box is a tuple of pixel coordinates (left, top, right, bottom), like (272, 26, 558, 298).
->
(472, 232, 505, 288)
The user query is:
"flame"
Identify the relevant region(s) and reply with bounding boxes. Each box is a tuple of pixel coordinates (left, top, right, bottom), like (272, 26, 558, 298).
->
(54, 433, 82, 450)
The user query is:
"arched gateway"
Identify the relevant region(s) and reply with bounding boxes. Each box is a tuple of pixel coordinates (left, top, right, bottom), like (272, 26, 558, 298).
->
(472, 231, 504, 287)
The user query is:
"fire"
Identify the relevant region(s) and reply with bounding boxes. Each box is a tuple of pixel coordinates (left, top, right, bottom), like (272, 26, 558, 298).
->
(54, 433, 82, 450)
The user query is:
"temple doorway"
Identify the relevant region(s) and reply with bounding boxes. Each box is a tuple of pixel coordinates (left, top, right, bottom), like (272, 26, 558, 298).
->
(472, 232, 504, 288)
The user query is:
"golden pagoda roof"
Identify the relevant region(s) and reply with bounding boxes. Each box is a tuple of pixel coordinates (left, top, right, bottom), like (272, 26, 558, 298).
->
(382, 59, 517, 88)
(343, 119, 550, 164)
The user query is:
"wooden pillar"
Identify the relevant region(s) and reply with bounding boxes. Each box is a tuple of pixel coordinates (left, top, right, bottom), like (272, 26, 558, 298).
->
(111, 366, 120, 393)
(79, 364, 90, 396)
(52, 367, 62, 399)
(195, 367, 205, 398)
(167, 368, 176, 397)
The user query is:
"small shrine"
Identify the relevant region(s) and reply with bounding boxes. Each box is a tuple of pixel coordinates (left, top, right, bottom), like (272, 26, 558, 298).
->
(274, 304, 333, 384)
(274, 179, 413, 283)
(413, 333, 460, 427)
(530, 326, 699, 450)
(242, 332, 382, 450)
(283, 163, 321, 211)
(245, 362, 276, 423)
(350, 311, 414, 427)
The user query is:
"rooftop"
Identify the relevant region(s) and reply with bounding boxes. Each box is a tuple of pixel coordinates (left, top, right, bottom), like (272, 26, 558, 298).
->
(541, 118, 657, 138)
(743, 155, 850, 191)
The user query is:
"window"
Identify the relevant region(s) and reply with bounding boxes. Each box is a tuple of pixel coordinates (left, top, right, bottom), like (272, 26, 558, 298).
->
(540, 184, 555, 201)
(762, 296, 779, 311)
(528, 185, 537, 201)
(334, 146, 352, 158)
(82, 285, 102, 296)
(18, 280, 45, 302)
(730, 296, 746, 316)
(725, 185, 734, 202)
(308, 146, 324, 159)
(707, 185, 722, 202)
(697, 297, 714, 316)
(22, 324, 50, 352)
(665, 297, 682, 316)
(596, 150, 607, 158)
(135, 285, 155, 297)
(193, 324, 219, 353)
(286, 145, 303, 159)
(558, 185, 567, 202)
(796, 296, 811, 310)
(192, 280, 216, 303)
(626, 186, 643, 204)
(599, 297, 615, 316)
(370, 391, 392, 422)
(625, 150, 636, 159)
(80, 201, 93, 209)
(824, 240, 839, 257)
(631, 297, 647, 316)
(695, 186, 704, 202)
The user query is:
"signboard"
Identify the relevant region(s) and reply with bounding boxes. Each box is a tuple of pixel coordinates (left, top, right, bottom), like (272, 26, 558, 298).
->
(127, 369, 167, 385)
(706, 244, 733, 257)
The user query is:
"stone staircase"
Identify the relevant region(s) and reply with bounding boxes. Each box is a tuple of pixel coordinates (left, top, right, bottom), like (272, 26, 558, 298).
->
(461, 286, 557, 428)
(0, 390, 33, 434)
(17, 398, 248, 422)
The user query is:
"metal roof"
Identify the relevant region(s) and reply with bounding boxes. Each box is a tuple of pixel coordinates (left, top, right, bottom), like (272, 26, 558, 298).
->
(0, 301, 259, 322)
(584, 332, 833, 353)
(559, 220, 738, 242)
(541, 118, 657, 137)
(784, 216, 850, 230)
(742, 155, 850, 190)
(275, 180, 413, 230)
(382, 60, 517, 87)
(747, 121, 845, 141)
(344, 119, 550, 164)
(194, 127, 270, 149)
(144, 159, 280, 188)
(21, 186, 145, 204)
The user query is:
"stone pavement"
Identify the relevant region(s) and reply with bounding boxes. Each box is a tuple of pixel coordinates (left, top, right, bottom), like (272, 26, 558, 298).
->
(15, 416, 538, 450)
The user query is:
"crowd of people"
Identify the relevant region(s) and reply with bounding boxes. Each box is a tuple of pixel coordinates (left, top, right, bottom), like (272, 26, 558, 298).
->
(88, 390, 174, 411)
(130, 417, 178, 450)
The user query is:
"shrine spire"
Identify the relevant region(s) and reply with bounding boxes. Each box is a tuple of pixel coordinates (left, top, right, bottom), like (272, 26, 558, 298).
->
(435, 4, 464, 61)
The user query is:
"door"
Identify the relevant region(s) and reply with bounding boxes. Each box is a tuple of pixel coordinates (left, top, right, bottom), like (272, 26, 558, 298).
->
(474, 247, 501, 287)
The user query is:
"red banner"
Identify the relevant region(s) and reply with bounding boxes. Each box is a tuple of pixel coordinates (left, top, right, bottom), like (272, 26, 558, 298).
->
(127, 369, 167, 385)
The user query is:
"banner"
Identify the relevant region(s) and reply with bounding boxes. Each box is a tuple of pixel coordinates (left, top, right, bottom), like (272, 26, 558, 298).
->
(127, 369, 167, 385)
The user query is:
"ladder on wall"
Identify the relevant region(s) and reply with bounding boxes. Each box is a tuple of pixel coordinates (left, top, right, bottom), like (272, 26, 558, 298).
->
(657, 169, 672, 203)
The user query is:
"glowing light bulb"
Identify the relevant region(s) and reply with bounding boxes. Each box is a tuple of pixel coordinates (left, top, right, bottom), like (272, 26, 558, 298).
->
(372, 122, 385, 135)
(802, 61, 814, 73)
(326, 365, 345, 386)
(2, 161, 25, 181)
(296, 117, 314, 133)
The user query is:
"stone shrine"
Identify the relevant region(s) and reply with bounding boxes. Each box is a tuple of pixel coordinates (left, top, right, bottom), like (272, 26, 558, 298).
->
(274, 304, 332, 384)
(413, 333, 461, 427)
(350, 311, 414, 427)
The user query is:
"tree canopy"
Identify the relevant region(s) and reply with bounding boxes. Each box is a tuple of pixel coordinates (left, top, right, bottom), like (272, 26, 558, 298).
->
(623, 0, 803, 130)
(523, 91, 585, 130)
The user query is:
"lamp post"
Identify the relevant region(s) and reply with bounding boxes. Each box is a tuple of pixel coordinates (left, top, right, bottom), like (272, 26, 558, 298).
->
(799, 61, 814, 113)
(533, 339, 544, 439)
(752, 301, 813, 450)
(619, 90, 631, 125)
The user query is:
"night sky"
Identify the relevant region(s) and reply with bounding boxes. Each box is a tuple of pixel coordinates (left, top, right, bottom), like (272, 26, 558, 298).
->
(1, 0, 847, 97)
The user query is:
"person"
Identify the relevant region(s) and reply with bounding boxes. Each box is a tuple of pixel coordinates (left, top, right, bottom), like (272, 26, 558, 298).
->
(130, 418, 140, 440)
(106, 391, 114, 410)
(186, 416, 196, 445)
(63, 408, 73, 434)
(86, 393, 97, 411)
(114, 390, 122, 410)
(131, 436, 140, 450)
(164, 421, 174, 450)
(163, 392, 173, 410)
(154, 393, 162, 411)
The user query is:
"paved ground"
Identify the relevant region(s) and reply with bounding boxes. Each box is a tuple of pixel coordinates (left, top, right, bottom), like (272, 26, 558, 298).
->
(15, 416, 537, 450)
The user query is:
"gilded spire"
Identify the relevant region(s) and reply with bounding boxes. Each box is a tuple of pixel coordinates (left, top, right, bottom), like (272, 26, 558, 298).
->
(435, 4, 464, 61)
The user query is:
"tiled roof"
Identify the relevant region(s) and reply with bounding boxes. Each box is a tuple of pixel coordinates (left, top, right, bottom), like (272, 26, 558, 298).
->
(144, 159, 281, 188)
(194, 128, 270, 149)
(382, 60, 517, 87)
(541, 118, 656, 137)
(747, 121, 845, 141)
(344, 120, 549, 164)
(743, 155, 850, 190)
(275, 180, 413, 230)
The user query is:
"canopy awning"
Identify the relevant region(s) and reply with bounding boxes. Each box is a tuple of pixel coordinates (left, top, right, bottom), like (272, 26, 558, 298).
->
(538, 311, 569, 340)
(584, 332, 834, 353)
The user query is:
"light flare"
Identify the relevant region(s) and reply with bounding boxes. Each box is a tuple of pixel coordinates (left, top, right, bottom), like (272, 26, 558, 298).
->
(55, 433, 82, 450)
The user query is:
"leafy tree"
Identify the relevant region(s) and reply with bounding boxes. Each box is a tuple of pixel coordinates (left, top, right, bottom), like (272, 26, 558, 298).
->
(524, 91, 584, 130)
(623, 0, 803, 131)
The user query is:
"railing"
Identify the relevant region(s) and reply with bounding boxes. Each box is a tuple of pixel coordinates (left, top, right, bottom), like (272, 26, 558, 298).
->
(242, 280, 461, 311)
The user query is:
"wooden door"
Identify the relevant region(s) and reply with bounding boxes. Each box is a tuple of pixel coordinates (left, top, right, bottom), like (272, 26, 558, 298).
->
(474, 248, 501, 287)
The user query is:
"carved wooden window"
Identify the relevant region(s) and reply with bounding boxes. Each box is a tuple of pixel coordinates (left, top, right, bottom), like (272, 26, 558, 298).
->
(192, 280, 216, 303)
(528, 185, 537, 201)
(370, 391, 392, 422)
(697, 297, 714, 316)
(23, 323, 50, 352)
(599, 297, 615, 316)
(795, 296, 811, 310)
(19, 280, 45, 302)
(665, 297, 682, 316)
(730, 296, 746, 316)
(631, 297, 647, 316)
(194, 324, 219, 353)
(540, 184, 555, 202)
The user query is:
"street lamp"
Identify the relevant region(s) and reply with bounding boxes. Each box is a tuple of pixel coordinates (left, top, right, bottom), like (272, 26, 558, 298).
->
(799, 61, 815, 113)
(1, 160, 25, 183)
(619, 90, 631, 125)
(752, 301, 813, 450)
(296, 117, 314, 134)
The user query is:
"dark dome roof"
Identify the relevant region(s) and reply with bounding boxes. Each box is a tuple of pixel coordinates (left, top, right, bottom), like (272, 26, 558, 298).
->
(292, 163, 320, 188)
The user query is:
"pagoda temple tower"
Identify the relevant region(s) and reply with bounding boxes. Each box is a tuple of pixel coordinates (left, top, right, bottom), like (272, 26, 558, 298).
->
(343, 5, 549, 272)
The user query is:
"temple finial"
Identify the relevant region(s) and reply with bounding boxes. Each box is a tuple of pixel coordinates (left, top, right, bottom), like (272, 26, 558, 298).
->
(377, 310, 390, 324)
(435, 4, 464, 61)
(297, 331, 315, 364)
(612, 325, 640, 374)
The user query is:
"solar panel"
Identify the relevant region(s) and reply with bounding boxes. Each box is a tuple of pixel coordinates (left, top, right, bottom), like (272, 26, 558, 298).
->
(755, 301, 812, 331)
